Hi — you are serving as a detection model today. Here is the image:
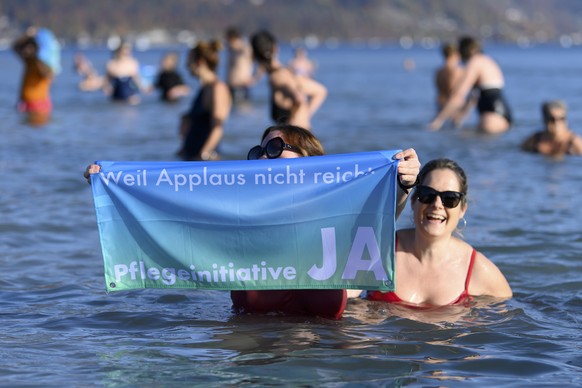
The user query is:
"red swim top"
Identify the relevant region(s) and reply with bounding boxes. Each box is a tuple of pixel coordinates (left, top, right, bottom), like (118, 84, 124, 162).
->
(367, 243, 477, 306)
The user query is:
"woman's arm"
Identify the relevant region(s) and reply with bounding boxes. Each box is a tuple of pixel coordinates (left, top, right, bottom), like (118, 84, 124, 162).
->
(470, 251, 513, 299)
(298, 76, 327, 116)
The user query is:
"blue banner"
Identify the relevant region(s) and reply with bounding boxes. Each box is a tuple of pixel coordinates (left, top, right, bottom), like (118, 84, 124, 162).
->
(91, 151, 400, 292)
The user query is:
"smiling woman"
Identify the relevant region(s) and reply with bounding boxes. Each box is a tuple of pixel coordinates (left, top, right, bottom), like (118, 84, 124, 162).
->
(367, 158, 512, 307)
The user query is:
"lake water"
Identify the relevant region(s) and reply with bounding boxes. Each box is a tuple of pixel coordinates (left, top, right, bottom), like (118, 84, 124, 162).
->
(1, 43, 581, 386)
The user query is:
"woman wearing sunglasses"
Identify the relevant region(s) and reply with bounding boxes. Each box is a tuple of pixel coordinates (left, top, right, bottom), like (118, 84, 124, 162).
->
(232, 124, 421, 319)
(521, 100, 582, 157)
(368, 158, 512, 306)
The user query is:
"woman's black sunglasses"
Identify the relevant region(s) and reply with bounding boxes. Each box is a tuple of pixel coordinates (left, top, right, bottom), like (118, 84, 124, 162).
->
(247, 137, 301, 160)
(415, 185, 464, 209)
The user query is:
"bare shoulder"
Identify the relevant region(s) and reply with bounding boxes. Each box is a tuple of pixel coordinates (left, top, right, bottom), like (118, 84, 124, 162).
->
(571, 132, 582, 154)
(470, 250, 513, 298)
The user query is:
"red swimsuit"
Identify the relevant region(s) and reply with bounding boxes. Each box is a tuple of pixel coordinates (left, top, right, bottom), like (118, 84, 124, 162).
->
(367, 246, 477, 306)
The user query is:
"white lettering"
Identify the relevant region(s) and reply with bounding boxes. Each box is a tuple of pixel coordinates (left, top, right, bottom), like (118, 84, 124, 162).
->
(307, 227, 337, 280)
(342, 227, 388, 280)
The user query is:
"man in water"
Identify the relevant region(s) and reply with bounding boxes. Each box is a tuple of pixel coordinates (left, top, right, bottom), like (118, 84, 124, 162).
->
(521, 100, 582, 157)
(225, 27, 255, 103)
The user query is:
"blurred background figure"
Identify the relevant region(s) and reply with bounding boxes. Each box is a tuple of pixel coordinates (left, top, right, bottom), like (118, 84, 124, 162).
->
(73, 53, 104, 92)
(521, 100, 582, 157)
(434, 42, 474, 128)
(225, 27, 254, 103)
(251, 30, 327, 130)
(429, 35, 512, 134)
(104, 41, 144, 105)
(12, 27, 57, 127)
(177, 40, 232, 161)
(153, 51, 191, 102)
(288, 47, 316, 77)
(435, 42, 464, 110)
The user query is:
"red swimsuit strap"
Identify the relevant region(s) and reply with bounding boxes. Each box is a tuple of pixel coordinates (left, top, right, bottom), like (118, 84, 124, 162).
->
(464, 249, 477, 293)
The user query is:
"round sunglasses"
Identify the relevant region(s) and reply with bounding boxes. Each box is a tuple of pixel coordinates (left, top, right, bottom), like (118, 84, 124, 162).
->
(247, 137, 301, 160)
(415, 185, 464, 209)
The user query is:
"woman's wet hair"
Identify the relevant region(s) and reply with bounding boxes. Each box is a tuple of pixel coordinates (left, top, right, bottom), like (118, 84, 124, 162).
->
(250, 30, 276, 65)
(458, 36, 481, 61)
(190, 40, 222, 71)
(541, 99, 567, 122)
(261, 124, 324, 157)
(412, 158, 468, 206)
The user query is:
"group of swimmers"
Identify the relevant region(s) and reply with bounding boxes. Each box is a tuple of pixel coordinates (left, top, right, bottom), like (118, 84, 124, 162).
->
(14, 27, 581, 319)
(433, 35, 582, 157)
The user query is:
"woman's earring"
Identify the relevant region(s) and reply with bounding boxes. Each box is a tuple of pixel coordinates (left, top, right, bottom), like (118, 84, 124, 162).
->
(457, 217, 467, 232)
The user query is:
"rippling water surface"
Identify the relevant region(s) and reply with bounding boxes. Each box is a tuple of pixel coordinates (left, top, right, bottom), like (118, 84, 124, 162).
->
(1, 44, 581, 386)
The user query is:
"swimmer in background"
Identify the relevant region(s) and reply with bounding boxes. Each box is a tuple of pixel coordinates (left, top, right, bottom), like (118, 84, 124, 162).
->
(12, 27, 54, 127)
(288, 47, 316, 77)
(429, 36, 512, 134)
(225, 27, 255, 103)
(73, 53, 105, 92)
(104, 41, 145, 105)
(521, 100, 582, 157)
(177, 40, 232, 161)
(251, 30, 327, 129)
(154, 51, 191, 102)
(435, 43, 464, 111)
(434, 42, 475, 128)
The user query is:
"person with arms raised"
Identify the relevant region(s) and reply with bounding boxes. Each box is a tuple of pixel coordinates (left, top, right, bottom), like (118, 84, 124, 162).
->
(83, 124, 420, 320)
(231, 124, 420, 319)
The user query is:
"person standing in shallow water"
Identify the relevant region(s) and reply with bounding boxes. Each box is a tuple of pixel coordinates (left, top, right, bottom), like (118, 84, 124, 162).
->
(521, 100, 582, 157)
(288, 47, 316, 78)
(435, 43, 464, 110)
(250, 30, 327, 129)
(224, 27, 255, 103)
(104, 41, 144, 105)
(154, 51, 191, 103)
(177, 40, 232, 161)
(12, 28, 54, 127)
(429, 36, 512, 134)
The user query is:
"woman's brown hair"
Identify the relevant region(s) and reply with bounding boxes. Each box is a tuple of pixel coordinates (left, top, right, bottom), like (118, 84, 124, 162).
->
(189, 40, 222, 72)
(261, 124, 324, 157)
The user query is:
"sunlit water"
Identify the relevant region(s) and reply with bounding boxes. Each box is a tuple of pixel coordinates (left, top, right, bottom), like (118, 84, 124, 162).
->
(1, 44, 581, 386)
